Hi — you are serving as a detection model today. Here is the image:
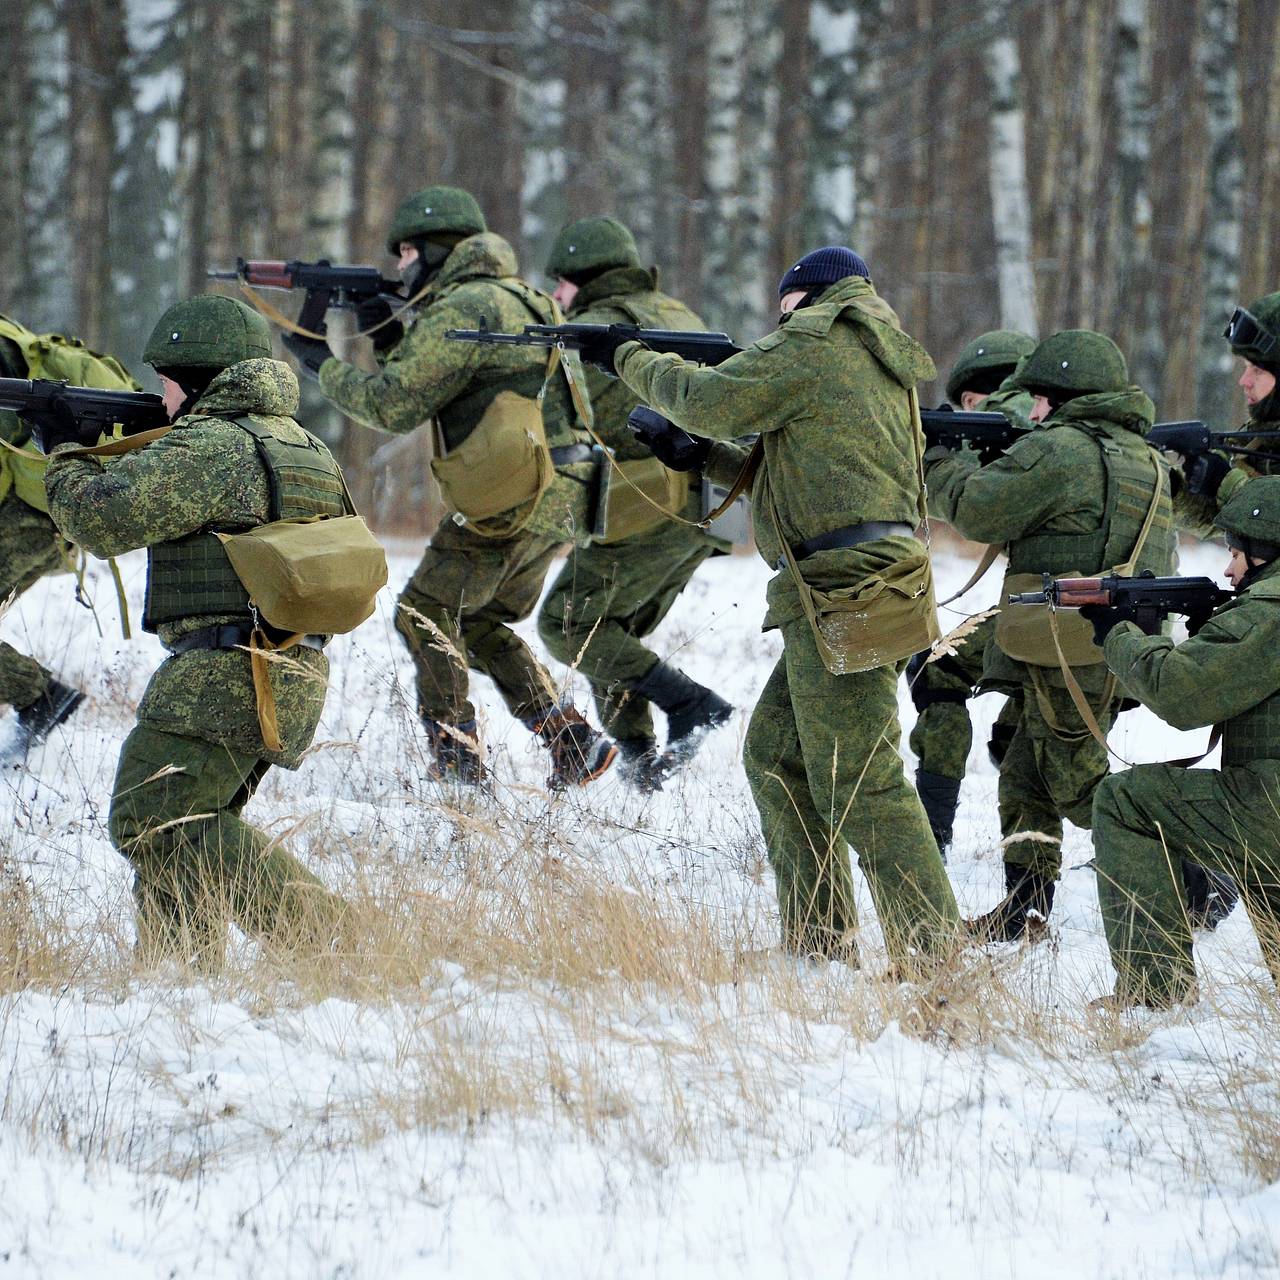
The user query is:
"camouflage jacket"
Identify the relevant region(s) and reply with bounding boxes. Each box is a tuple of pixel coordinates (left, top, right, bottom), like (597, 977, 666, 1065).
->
(926, 387, 1173, 690)
(318, 232, 579, 451)
(1173, 401, 1280, 539)
(616, 276, 935, 628)
(1104, 556, 1280, 770)
(44, 358, 329, 766)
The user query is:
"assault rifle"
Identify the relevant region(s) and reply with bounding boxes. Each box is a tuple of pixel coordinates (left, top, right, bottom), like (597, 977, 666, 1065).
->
(1009, 570, 1232, 635)
(1146, 420, 1280, 467)
(444, 320, 743, 367)
(921, 404, 1025, 461)
(207, 258, 404, 333)
(0, 377, 169, 452)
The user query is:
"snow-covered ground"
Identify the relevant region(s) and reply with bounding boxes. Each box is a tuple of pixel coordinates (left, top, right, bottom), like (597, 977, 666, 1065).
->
(2, 533, 1279, 1278)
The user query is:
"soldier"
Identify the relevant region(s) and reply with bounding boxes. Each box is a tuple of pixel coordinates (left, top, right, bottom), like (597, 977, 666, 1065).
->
(907, 329, 1035, 854)
(534, 216, 732, 790)
(1172, 291, 1280, 527)
(43, 296, 348, 966)
(576, 246, 960, 969)
(926, 331, 1175, 940)
(1089, 477, 1280, 1008)
(283, 186, 615, 790)
(0, 315, 139, 760)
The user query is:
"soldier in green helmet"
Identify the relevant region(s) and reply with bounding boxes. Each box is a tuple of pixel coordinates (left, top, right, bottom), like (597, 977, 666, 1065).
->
(284, 185, 616, 790)
(906, 329, 1035, 854)
(534, 215, 733, 789)
(1170, 291, 1280, 528)
(43, 295, 349, 967)
(926, 330, 1176, 939)
(0, 315, 140, 760)
(1089, 475, 1280, 1007)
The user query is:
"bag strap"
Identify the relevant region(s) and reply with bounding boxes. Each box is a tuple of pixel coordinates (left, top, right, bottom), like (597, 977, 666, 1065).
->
(1166, 725, 1222, 768)
(940, 542, 1005, 606)
(249, 627, 305, 754)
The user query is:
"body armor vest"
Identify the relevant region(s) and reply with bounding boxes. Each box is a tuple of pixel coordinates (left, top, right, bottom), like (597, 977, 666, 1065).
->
(1007, 425, 1174, 580)
(1220, 583, 1280, 767)
(143, 416, 348, 631)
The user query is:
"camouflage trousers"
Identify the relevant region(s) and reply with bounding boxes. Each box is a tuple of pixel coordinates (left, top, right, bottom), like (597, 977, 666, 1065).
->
(0, 493, 65, 709)
(1094, 761, 1280, 1005)
(396, 518, 563, 726)
(109, 724, 345, 966)
(537, 520, 717, 741)
(907, 614, 1019, 777)
(1000, 676, 1118, 877)
(742, 617, 960, 964)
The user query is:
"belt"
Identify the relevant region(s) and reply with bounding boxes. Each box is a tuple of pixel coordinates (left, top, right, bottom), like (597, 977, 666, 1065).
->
(167, 625, 327, 655)
(550, 443, 594, 467)
(777, 521, 915, 569)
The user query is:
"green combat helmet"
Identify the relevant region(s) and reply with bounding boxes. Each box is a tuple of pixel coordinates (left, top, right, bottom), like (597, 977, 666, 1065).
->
(946, 329, 1037, 403)
(1226, 291, 1280, 372)
(1214, 475, 1280, 563)
(545, 216, 641, 281)
(1012, 329, 1129, 400)
(386, 186, 486, 255)
(143, 295, 273, 370)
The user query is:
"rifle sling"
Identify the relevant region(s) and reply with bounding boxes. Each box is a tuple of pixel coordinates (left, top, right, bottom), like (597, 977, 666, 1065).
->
(939, 542, 1004, 606)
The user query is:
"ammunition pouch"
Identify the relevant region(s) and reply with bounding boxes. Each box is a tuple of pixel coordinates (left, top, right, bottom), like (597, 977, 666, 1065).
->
(430, 390, 553, 537)
(591, 451, 690, 544)
(996, 570, 1104, 667)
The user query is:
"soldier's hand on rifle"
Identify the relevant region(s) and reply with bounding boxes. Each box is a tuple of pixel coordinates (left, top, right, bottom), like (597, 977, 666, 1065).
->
(282, 328, 334, 380)
(355, 296, 403, 353)
(1184, 450, 1232, 499)
(627, 405, 712, 472)
(575, 326, 630, 377)
(1080, 602, 1144, 645)
(22, 396, 82, 454)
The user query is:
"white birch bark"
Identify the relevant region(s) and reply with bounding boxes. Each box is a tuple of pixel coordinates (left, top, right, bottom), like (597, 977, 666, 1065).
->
(808, 0, 858, 243)
(1195, 0, 1243, 423)
(982, 0, 1038, 336)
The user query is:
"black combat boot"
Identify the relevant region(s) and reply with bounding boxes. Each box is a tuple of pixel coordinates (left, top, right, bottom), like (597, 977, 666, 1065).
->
(614, 736, 672, 794)
(630, 662, 733, 763)
(915, 769, 962, 860)
(523, 706, 618, 791)
(1181, 858, 1239, 932)
(967, 861, 1056, 942)
(424, 717, 487, 787)
(6, 678, 85, 761)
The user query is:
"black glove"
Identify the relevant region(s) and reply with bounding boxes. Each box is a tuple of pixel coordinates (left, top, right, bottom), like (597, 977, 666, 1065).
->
(1079, 603, 1141, 646)
(1184, 450, 1231, 499)
(282, 329, 334, 380)
(575, 327, 629, 377)
(22, 397, 83, 453)
(355, 296, 403, 353)
(627, 405, 712, 472)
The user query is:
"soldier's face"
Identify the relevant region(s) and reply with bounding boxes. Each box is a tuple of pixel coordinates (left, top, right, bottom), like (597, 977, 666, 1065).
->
(1226, 546, 1252, 588)
(553, 278, 579, 309)
(959, 390, 986, 411)
(158, 374, 186, 420)
(779, 290, 807, 315)
(1029, 394, 1053, 423)
(1240, 360, 1277, 406)
(396, 242, 419, 272)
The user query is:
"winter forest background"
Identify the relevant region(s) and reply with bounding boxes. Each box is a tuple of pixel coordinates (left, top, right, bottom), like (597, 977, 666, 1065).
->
(2, 0, 1276, 523)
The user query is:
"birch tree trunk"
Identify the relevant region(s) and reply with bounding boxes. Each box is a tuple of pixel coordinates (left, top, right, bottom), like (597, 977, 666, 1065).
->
(769, 0, 813, 286)
(669, 0, 710, 310)
(982, 0, 1038, 336)
(808, 0, 858, 245)
(1195, 0, 1243, 424)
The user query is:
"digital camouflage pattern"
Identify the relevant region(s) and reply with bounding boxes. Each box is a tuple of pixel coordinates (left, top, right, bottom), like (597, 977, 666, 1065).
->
(926, 379, 1173, 875)
(1010, 329, 1129, 399)
(537, 265, 724, 740)
(616, 275, 960, 963)
(909, 372, 1035, 788)
(944, 330, 1036, 403)
(317, 232, 586, 732)
(1094, 550, 1280, 1005)
(44, 356, 345, 963)
(385, 185, 486, 254)
(143, 295, 273, 369)
(545, 217, 641, 279)
(0, 315, 138, 709)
